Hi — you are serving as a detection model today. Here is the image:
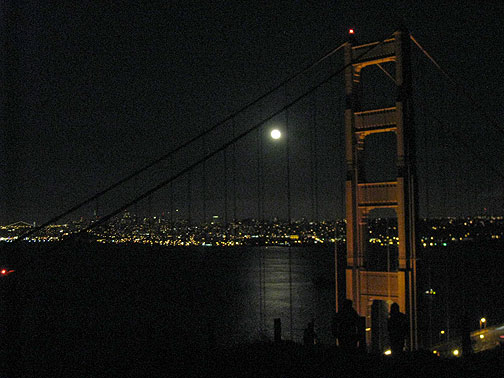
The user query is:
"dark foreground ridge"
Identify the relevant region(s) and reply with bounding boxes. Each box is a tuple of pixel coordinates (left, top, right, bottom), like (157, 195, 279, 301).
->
(192, 343, 502, 378)
(6, 340, 503, 377)
(142, 341, 504, 378)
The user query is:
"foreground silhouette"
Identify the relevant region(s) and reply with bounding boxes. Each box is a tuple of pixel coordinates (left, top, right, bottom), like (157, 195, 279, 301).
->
(332, 299, 361, 351)
(388, 302, 408, 355)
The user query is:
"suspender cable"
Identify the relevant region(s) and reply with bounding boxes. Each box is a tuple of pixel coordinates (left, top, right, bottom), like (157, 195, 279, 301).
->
(386, 217, 391, 302)
(256, 128, 262, 221)
(260, 128, 264, 221)
(202, 135, 207, 224)
(95, 198, 99, 219)
(285, 103, 293, 340)
(148, 194, 152, 224)
(257, 123, 266, 337)
(310, 95, 319, 221)
(256, 122, 264, 334)
(286, 110, 292, 226)
(259, 244, 264, 336)
(264, 251, 267, 333)
(224, 149, 228, 225)
(418, 97, 431, 218)
(260, 128, 265, 221)
(187, 172, 192, 224)
(170, 156, 174, 224)
(134, 176, 139, 218)
(232, 118, 237, 222)
(334, 83, 345, 311)
(256, 126, 265, 334)
(310, 93, 320, 321)
(333, 82, 345, 220)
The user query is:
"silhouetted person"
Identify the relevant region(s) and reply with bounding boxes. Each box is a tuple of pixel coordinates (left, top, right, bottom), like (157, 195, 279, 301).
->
(333, 299, 360, 351)
(387, 303, 408, 355)
(303, 321, 317, 346)
(274, 318, 282, 343)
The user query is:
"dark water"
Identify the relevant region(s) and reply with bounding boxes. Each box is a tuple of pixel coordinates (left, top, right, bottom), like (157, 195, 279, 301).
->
(0, 243, 337, 374)
(0, 240, 503, 374)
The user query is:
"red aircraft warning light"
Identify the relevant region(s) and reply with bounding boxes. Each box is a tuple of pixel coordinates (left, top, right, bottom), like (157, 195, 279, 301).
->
(349, 29, 355, 34)
(0, 269, 14, 276)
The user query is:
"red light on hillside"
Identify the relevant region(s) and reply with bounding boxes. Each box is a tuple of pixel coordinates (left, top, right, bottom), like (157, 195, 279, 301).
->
(1, 270, 6, 275)
(349, 29, 355, 34)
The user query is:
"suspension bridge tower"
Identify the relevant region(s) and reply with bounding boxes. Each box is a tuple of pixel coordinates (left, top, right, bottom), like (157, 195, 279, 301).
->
(342, 29, 418, 350)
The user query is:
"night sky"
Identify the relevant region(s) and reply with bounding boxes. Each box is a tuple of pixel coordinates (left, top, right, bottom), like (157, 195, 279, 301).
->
(2, 1, 503, 225)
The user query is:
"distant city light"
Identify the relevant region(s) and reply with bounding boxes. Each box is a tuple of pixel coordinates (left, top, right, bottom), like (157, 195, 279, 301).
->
(384, 349, 392, 355)
(1, 215, 502, 248)
(349, 29, 355, 34)
(452, 349, 460, 356)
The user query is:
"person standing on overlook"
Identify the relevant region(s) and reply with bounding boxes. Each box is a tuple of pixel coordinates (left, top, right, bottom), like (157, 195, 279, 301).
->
(333, 299, 360, 351)
(387, 303, 408, 355)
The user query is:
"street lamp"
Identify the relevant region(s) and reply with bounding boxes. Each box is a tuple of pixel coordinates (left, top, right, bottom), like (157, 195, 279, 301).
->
(479, 317, 487, 329)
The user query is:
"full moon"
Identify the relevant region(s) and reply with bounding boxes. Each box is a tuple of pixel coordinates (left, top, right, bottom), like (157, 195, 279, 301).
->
(270, 129, 281, 139)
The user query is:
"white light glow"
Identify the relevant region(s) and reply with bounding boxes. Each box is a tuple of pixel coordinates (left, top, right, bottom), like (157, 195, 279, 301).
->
(270, 129, 281, 139)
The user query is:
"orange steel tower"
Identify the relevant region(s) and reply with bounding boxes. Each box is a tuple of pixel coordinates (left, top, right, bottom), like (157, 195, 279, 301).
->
(342, 29, 418, 350)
